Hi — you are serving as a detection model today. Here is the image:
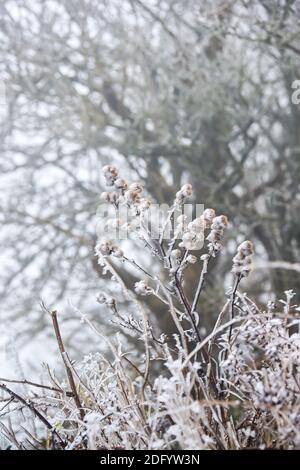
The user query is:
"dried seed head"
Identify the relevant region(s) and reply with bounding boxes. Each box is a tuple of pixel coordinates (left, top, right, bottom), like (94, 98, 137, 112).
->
(212, 215, 228, 230)
(96, 293, 108, 304)
(129, 182, 143, 193)
(97, 240, 113, 256)
(139, 198, 151, 210)
(206, 214, 229, 253)
(100, 191, 110, 202)
(124, 189, 141, 204)
(108, 191, 119, 203)
(181, 183, 193, 197)
(238, 240, 254, 256)
(96, 293, 116, 308)
(102, 165, 118, 176)
(232, 240, 254, 277)
(179, 231, 201, 250)
(102, 165, 118, 186)
(202, 208, 216, 228)
(182, 232, 193, 242)
(134, 280, 152, 296)
(175, 183, 193, 203)
(111, 246, 124, 258)
(188, 217, 205, 233)
(114, 178, 128, 190)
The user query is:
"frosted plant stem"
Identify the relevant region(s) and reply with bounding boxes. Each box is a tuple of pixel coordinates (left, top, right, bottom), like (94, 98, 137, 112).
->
(191, 254, 211, 314)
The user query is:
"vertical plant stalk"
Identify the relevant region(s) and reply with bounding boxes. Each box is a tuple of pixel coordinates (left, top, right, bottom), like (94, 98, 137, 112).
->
(99, 257, 151, 402)
(174, 272, 212, 368)
(159, 204, 175, 247)
(162, 225, 207, 356)
(191, 255, 211, 314)
(158, 280, 189, 356)
(228, 274, 241, 343)
(50, 310, 85, 421)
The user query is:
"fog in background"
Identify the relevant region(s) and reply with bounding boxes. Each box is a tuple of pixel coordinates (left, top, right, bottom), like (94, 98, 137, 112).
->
(0, 0, 299, 376)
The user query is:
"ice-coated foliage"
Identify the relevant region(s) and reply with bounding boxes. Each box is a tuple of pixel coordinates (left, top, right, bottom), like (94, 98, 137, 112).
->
(1, 0, 300, 353)
(1, 171, 299, 450)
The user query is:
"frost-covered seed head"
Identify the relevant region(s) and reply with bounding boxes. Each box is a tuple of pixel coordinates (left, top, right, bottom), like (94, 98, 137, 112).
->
(180, 183, 193, 197)
(100, 191, 110, 202)
(96, 293, 107, 304)
(203, 208, 216, 221)
(124, 189, 140, 204)
(134, 280, 152, 296)
(238, 240, 254, 256)
(182, 232, 193, 243)
(97, 241, 113, 256)
(139, 198, 151, 210)
(232, 240, 254, 277)
(175, 183, 193, 203)
(206, 214, 228, 251)
(211, 215, 228, 230)
(102, 165, 118, 186)
(129, 182, 143, 193)
(114, 178, 128, 190)
(112, 246, 124, 258)
(202, 208, 216, 228)
(96, 293, 115, 307)
(188, 217, 204, 233)
(108, 191, 119, 203)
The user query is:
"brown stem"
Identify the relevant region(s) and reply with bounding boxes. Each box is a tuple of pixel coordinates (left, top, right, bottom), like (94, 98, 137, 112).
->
(229, 274, 241, 343)
(0, 377, 74, 397)
(50, 310, 85, 421)
(173, 273, 211, 365)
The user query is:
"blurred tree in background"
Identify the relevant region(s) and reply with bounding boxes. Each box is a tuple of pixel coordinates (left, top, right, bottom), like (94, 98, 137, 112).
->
(0, 0, 299, 355)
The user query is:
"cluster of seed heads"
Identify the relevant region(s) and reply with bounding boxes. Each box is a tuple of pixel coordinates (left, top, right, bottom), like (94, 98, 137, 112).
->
(98, 167, 255, 296)
(134, 280, 153, 296)
(98, 166, 154, 256)
(177, 209, 228, 252)
(101, 165, 151, 211)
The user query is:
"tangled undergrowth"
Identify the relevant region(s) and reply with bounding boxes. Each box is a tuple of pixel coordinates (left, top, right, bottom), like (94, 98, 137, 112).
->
(1, 166, 300, 450)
